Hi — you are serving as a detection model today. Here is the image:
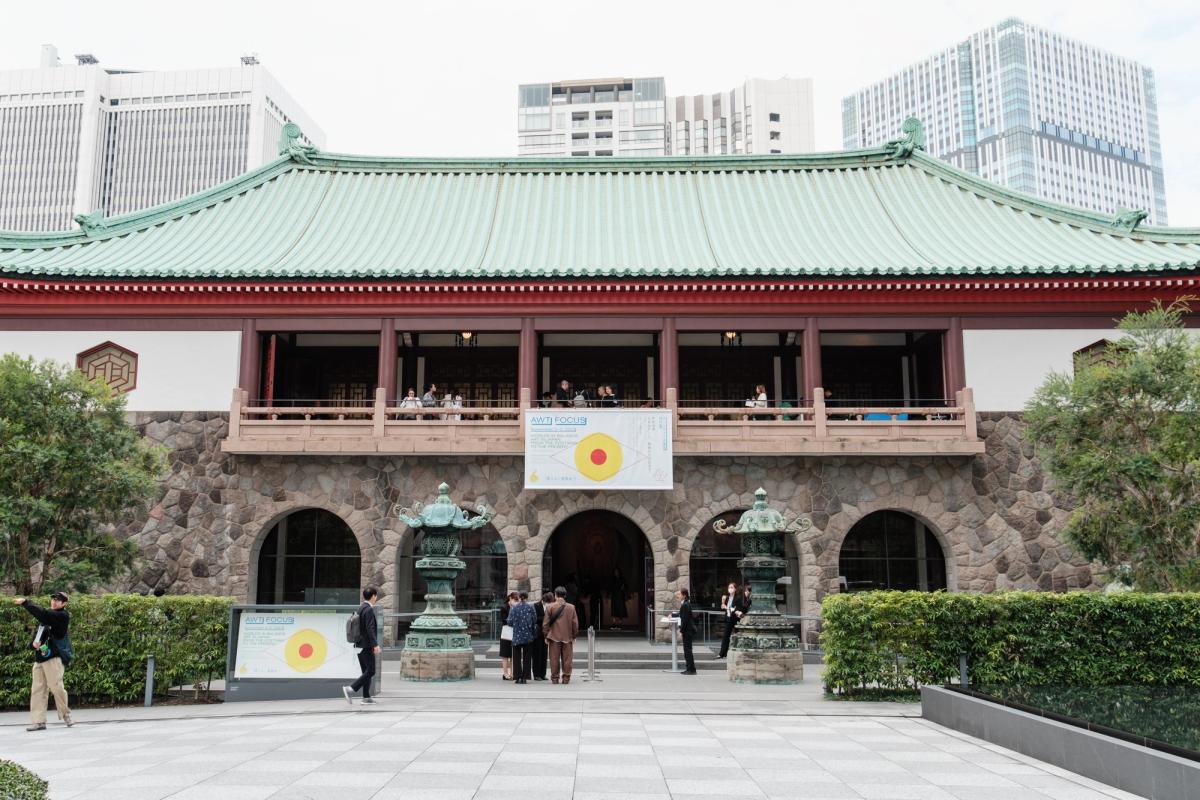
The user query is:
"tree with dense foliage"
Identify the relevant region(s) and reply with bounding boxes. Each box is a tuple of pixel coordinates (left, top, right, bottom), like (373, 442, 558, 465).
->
(0, 354, 165, 594)
(1024, 301, 1200, 591)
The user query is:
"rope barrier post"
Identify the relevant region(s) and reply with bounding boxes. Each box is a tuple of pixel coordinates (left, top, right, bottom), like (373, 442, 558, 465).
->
(583, 625, 602, 683)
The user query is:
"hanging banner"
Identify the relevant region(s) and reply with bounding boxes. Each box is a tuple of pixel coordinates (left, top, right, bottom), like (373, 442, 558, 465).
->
(233, 610, 360, 679)
(524, 409, 673, 490)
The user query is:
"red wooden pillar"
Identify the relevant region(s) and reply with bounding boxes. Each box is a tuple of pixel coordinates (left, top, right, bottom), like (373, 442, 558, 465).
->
(238, 318, 260, 399)
(801, 318, 821, 404)
(659, 317, 678, 402)
(518, 317, 538, 400)
(944, 317, 966, 396)
(377, 318, 397, 399)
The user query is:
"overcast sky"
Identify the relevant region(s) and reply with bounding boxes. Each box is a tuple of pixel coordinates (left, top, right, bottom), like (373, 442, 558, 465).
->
(7, 0, 1199, 225)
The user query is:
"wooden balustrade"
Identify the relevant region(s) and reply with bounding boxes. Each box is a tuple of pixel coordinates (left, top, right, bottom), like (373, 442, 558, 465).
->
(222, 386, 984, 457)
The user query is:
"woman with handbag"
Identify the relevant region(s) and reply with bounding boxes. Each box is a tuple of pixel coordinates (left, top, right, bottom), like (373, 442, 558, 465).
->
(499, 591, 518, 680)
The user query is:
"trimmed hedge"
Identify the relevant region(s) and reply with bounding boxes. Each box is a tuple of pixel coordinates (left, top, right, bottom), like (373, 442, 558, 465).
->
(821, 591, 1200, 697)
(0, 759, 48, 800)
(1, 594, 232, 706)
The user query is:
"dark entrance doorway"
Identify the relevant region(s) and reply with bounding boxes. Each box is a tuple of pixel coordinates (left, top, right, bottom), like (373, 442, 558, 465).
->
(543, 511, 650, 633)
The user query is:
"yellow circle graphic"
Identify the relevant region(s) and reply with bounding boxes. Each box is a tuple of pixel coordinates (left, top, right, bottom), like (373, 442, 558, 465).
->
(574, 433, 623, 482)
(284, 628, 328, 673)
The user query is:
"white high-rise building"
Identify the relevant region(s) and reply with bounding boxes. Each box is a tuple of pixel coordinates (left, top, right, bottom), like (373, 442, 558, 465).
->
(517, 77, 666, 157)
(842, 18, 1167, 223)
(667, 77, 815, 156)
(0, 45, 324, 231)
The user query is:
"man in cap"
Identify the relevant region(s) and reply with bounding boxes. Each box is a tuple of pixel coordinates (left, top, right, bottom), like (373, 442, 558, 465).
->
(13, 592, 73, 731)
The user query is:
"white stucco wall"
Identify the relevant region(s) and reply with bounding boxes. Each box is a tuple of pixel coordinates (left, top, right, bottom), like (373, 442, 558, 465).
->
(964, 329, 1119, 412)
(0, 330, 240, 411)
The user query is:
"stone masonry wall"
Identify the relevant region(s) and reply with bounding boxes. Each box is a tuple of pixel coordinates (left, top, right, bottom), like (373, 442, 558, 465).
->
(119, 411, 1096, 637)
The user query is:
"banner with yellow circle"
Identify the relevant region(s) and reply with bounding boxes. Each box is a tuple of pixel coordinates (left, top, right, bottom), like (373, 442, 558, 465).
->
(234, 610, 360, 679)
(524, 409, 673, 490)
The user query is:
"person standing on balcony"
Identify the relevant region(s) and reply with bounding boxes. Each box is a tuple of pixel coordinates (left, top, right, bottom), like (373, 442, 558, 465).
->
(399, 388, 421, 418)
(452, 390, 463, 421)
(751, 384, 769, 421)
(554, 379, 572, 407)
(422, 383, 439, 408)
(441, 388, 455, 420)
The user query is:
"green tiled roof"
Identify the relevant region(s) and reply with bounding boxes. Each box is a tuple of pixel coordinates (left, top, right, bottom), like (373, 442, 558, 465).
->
(2, 142, 1199, 281)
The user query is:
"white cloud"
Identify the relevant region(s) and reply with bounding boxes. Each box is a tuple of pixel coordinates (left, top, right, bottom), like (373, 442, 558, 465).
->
(6, 0, 1199, 224)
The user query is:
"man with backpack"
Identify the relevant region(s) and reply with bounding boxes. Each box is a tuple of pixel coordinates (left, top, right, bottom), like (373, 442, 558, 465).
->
(13, 592, 73, 731)
(342, 586, 380, 705)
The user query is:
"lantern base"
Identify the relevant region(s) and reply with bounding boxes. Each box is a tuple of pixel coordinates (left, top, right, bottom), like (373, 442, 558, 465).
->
(727, 648, 803, 685)
(400, 647, 475, 682)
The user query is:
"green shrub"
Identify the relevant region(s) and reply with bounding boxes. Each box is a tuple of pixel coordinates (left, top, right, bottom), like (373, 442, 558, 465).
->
(1, 594, 232, 706)
(821, 591, 1200, 697)
(0, 759, 48, 800)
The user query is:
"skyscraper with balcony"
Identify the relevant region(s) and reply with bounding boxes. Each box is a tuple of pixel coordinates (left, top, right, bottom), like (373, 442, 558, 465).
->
(667, 77, 815, 156)
(517, 77, 666, 157)
(842, 18, 1167, 223)
(0, 45, 324, 231)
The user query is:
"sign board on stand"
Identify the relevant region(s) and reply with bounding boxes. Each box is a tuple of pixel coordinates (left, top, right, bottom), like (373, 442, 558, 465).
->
(524, 409, 673, 490)
(225, 605, 377, 702)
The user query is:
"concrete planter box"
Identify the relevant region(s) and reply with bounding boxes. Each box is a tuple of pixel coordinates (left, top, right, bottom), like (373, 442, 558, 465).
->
(922, 686, 1199, 800)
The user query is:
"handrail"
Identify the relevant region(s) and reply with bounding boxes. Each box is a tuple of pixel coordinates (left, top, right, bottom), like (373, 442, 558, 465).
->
(226, 386, 982, 451)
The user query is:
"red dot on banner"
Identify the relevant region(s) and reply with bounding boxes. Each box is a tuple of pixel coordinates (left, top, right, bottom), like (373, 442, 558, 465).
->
(299, 643, 314, 659)
(590, 449, 606, 465)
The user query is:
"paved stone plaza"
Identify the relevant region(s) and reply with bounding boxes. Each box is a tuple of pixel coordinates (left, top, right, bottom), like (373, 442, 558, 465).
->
(0, 673, 1143, 800)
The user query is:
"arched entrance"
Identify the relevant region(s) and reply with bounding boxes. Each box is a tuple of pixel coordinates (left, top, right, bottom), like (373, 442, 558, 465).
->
(397, 520, 507, 615)
(255, 508, 361, 604)
(543, 511, 650, 633)
(690, 510, 803, 612)
(838, 510, 947, 592)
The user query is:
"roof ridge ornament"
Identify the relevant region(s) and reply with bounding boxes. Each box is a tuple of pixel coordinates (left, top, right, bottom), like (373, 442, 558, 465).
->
(278, 122, 318, 165)
(73, 209, 109, 237)
(885, 117, 926, 159)
(1110, 207, 1148, 233)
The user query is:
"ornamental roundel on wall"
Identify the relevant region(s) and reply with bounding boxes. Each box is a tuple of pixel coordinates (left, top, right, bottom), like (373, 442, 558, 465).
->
(76, 341, 138, 394)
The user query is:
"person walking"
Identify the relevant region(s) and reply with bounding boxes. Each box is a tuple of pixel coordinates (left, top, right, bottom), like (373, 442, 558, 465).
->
(508, 592, 537, 684)
(717, 581, 749, 659)
(532, 591, 551, 681)
(499, 591, 518, 680)
(542, 586, 579, 684)
(676, 587, 698, 675)
(342, 586, 381, 705)
(14, 593, 73, 731)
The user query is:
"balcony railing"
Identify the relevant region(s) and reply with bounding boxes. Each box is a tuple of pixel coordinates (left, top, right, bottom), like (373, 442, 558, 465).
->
(222, 388, 984, 457)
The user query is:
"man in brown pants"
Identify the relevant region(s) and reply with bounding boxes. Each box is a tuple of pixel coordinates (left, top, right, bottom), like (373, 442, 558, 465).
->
(542, 586, 579, 684)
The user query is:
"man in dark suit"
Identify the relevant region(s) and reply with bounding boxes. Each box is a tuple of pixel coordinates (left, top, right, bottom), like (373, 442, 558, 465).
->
(532, 590, 551, 681)
(676, 587, 697, 675)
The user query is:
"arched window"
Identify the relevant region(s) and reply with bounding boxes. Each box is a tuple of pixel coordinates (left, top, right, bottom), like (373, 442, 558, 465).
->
(839, 510, 947, 592)
(689, 511, 745, 609)
(256, 509, 361, 604)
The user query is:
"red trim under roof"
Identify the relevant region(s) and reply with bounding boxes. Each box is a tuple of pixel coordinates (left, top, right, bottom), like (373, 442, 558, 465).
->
(0, 275, 1196, 318)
